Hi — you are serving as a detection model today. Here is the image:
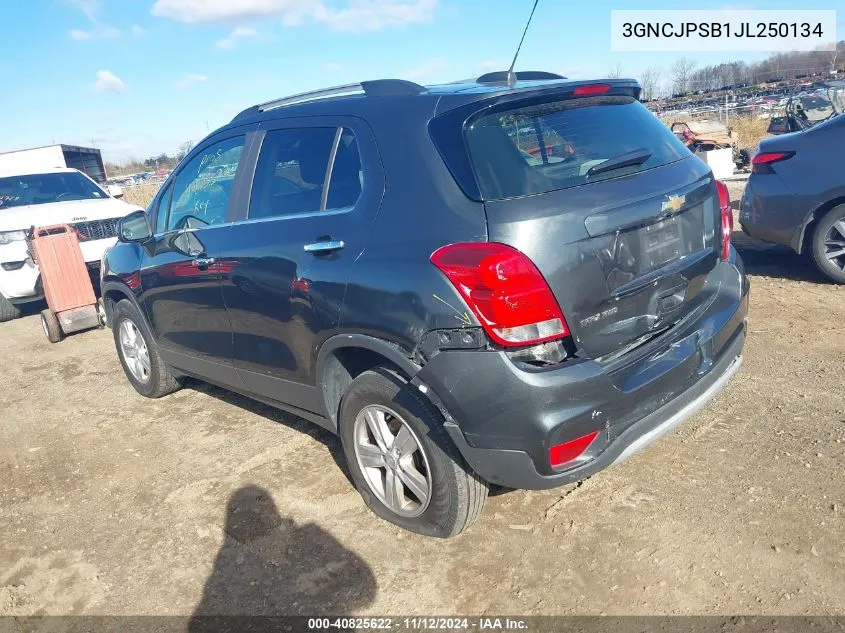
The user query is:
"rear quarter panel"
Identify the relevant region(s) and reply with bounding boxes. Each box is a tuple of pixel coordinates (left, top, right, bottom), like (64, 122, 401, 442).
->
(338, 98, 488, 352)
(749, 118, 845, 250)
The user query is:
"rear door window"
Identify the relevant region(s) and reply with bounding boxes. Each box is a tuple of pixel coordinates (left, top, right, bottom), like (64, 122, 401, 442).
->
(326, 128, 363, 210)
(248, 127, 363, 220)
(466, 97, 690, 200)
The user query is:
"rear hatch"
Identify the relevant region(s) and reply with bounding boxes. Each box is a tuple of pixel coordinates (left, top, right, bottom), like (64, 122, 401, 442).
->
(437, 84, 722, 360)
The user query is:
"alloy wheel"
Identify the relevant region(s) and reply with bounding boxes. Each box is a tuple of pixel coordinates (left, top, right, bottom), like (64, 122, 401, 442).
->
(824, 220, 845, 271)
(352, 404, 433, 518)
(119, 319, 151, 383)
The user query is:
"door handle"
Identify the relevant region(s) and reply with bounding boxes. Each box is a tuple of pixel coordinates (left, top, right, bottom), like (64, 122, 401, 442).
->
(303, 240, 345, 253)
(193, 256, 216, 267)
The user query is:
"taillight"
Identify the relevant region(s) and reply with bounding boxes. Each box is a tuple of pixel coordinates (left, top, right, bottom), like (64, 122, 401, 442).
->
(751, 151, 794, 174)
(550, 430, 599, 468)
(430, 242, 570, 347)
(716, 180, 733, 261)
(573, 83, 610, 96)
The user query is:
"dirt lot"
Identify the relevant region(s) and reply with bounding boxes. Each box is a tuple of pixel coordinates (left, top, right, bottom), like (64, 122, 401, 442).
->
(2, 179, 844, 616)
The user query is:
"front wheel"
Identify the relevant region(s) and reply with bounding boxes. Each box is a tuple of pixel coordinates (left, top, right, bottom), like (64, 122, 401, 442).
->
(811, 204, 845, 284)
(339, 367, 487, 538)
(112, 299, 182, 398)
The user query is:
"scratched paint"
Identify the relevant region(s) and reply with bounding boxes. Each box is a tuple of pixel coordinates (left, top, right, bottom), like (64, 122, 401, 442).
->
(432, 294, 472, 326)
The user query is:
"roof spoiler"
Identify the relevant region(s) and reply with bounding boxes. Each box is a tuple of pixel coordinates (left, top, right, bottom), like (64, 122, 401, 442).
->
(231, 79, 427, 122)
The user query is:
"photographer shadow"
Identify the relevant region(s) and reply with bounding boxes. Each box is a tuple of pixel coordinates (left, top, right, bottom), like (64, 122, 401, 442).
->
(189, 485, 376, 630)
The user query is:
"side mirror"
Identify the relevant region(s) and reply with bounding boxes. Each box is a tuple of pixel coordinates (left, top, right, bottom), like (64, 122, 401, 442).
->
(117, 210, 152, 243)
(107, 184, 124, 199)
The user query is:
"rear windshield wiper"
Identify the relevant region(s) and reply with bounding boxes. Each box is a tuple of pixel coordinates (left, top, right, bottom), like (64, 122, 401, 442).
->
(586, 149, 653, 177)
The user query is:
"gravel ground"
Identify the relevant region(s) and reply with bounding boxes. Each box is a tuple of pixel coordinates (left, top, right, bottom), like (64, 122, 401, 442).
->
(2, 179, 844, 616)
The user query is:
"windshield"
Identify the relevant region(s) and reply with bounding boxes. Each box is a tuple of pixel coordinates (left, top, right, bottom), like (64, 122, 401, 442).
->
(0, 172, 108, 209)
(465, 96, 690, 200)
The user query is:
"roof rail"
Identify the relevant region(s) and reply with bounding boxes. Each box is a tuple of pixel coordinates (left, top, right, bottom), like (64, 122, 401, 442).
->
(231, 79, 427, 122)
(476, 70, 566, 85)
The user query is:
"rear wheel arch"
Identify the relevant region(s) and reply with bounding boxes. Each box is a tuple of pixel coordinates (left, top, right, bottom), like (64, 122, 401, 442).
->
(808, 202, 845, 283)
(316, 335, 421, 429)
(797, 196, 845, 254)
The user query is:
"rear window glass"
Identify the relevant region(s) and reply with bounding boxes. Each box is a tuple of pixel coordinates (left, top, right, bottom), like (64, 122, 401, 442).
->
(466, 96, 690, 200)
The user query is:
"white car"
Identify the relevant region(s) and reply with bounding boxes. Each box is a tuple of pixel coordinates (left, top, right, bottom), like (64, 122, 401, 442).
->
(0, 167, 143, 321)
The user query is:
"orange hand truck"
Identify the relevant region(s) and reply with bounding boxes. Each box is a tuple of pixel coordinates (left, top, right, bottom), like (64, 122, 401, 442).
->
(27, 224, 103, 343)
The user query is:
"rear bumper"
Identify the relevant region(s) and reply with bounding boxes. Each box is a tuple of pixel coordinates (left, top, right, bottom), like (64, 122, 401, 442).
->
(415, 258, 749, 490)
(440, 334, 743, 489)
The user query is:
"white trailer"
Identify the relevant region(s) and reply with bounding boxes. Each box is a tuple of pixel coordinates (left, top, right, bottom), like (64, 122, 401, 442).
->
(0, 144, 107, 183)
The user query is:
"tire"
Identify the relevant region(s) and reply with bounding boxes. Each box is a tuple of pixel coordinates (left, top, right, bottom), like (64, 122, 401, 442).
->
(112, 299, 182, 398)
(40, 309, 63, 343)
(810, 204, 845, 284)
(0, 295, 21, 322)
(339, 367, 488, 538)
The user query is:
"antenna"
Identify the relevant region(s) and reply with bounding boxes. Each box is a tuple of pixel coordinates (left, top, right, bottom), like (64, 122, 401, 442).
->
(506, 0, 541, 88)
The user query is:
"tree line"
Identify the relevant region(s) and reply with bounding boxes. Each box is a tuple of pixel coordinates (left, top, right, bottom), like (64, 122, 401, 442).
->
(105, 140, 194, 177)
(624, 41, 844, 101)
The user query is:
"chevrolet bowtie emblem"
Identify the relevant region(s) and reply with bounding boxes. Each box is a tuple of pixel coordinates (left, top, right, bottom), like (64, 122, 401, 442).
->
(661, 194, 686, 215)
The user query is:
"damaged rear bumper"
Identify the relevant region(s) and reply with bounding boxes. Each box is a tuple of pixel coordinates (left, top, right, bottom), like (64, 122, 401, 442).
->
(414, 258, 748, 490)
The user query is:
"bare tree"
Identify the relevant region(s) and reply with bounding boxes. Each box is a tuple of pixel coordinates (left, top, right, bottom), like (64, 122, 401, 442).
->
(607, 61, 624, 79)
(638, 66, 662, 101)
(670, 57, 697, 96)
(176, 141, 194, 162)
(828, 45, 840, 73)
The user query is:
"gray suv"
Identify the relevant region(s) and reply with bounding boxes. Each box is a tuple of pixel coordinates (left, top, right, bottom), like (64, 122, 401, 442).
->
(101, 72, 748, 537)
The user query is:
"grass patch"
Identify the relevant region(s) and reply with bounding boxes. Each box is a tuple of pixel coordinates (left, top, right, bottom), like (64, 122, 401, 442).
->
(121, 182, 161, 208)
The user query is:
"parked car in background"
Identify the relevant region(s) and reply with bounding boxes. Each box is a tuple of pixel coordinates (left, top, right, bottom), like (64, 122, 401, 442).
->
(101, 72, 748, 537)
(767, 81, 844, 135)
(0, 167, 143, 321)
(740, 112, 845, 283)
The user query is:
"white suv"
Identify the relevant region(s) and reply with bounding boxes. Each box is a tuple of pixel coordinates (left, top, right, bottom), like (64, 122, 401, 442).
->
(0, 167, 143, 321)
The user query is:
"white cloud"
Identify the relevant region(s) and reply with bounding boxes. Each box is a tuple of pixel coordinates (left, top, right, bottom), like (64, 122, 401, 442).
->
(153, 0, 316, 23)
(131, 24, 147, 37)
(152, 0, 436, 32)
(94, 70, 126, 93)
(69, 25, 120, 40)
(313, 0, 436, 32)
(65, 0, 99, 21)
(322, 62, 343, 72)
(66, 0, 122, 40)
(174, 73, 208, 89)
(215, 26, 260, 49)
(402, 57, 448, 81)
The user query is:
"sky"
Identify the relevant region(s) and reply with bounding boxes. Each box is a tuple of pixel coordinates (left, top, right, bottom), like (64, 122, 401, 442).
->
(0, 0, 840, 163)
